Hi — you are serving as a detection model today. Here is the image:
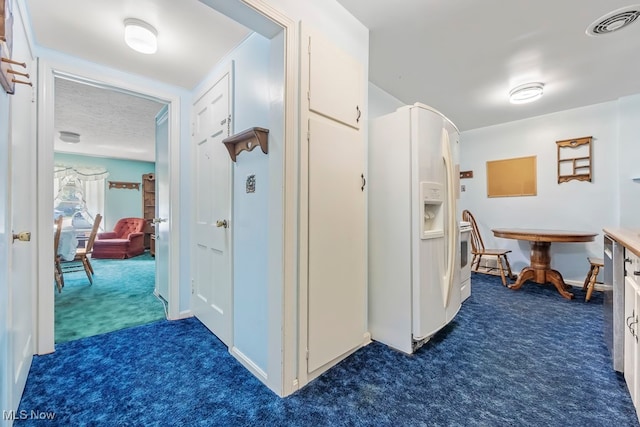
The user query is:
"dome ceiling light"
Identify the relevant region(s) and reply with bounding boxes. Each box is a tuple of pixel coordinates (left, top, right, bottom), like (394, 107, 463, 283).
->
(59, 131, 81, 144)
(586, 5, 640, 36)
(509, 82, 544, 104)
(124, 18, 158, 54)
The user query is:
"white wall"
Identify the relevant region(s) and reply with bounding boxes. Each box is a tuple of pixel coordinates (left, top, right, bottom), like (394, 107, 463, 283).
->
(460, 102, 619, 282)
(369, 82, 404, 119)
(618, 94, 640, 228)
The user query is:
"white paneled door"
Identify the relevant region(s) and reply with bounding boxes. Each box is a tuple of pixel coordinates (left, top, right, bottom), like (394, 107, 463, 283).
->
(154, 105, 170, 301)
(191, 71, 232, 346)
(1, 5, 36, 418)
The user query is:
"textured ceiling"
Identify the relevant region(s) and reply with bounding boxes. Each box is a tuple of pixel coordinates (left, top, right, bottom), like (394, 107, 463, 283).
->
(54, 78, 164, 162)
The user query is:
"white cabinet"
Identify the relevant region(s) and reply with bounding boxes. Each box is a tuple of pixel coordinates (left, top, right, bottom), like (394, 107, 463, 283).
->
(308, 32, 363, 129)
(624, 250, 640, 421)
(307, 118, 365, 372)
(300, 26, 367, 383)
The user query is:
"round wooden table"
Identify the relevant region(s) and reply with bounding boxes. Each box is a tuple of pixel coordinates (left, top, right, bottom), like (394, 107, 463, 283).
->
(492, 228, 598, 299)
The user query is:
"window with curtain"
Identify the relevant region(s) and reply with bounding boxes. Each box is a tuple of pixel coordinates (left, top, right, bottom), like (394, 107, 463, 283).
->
(54, 164, 109, 230)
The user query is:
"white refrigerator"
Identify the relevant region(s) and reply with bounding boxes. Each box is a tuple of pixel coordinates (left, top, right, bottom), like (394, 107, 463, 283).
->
(368, 102, 461, 354)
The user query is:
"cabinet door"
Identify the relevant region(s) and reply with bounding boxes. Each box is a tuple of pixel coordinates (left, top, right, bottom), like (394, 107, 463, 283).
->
(307, 117, 365, 373)
(307, 31, 363, 129)
(625, 277, 638, 403)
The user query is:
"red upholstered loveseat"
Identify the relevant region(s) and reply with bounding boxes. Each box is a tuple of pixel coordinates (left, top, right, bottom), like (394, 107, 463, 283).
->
(92, 217, 147, 259)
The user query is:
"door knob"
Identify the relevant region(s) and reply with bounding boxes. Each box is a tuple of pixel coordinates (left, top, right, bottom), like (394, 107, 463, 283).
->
(216, 220, 228, 228)
(152, 218, 167, 224)
(12, 231, 31, 242)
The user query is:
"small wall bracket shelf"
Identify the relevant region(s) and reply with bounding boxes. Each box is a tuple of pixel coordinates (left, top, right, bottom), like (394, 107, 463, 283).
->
(556, 136, 592, 184)
(222, 127, 269, 162)
(108, 181, 140, 190)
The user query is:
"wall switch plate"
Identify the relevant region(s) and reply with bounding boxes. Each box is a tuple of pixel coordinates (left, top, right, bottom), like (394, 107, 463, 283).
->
(246, 174, 256, 193)
(461, 184, 466, 192)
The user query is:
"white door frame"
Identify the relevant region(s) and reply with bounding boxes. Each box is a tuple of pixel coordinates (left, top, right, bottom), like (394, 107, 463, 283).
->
(35, 59, 182, 354)
(239, 0, 299, 397)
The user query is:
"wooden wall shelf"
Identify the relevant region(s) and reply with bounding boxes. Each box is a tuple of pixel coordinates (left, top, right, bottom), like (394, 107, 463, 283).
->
(222, 127, 269, 162)
(556, 136, 592, 183)
(108, 181, 140, 190)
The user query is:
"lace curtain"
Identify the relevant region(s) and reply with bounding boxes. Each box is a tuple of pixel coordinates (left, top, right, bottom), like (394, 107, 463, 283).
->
(54, 165, 109, 228)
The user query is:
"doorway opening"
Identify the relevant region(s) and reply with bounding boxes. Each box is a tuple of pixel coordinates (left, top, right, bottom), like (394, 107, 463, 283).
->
(52, 76, 167, 344)
(36, 64, 181, 354)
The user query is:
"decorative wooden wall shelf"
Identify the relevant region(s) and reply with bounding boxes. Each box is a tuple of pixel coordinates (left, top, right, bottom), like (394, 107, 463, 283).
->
(108, 181, 140, 190)
(222, 127, 269, 162)
(556, 136, 592, 183)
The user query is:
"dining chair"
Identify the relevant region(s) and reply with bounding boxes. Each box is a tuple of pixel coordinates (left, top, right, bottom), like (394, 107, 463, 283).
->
(58, 213, 103, 286)
(462, 209, 516, 286)
(75, 213, 102, 276)
(53, 215, 64, 292)
(582, 256, 604, 302)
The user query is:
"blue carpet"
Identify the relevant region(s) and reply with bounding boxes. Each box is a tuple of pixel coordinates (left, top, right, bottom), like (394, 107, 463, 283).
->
(17, 273, 638, 426)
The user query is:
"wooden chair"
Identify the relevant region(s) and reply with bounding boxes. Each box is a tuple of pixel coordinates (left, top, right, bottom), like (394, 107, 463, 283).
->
(462, 209, 516, 286)
(74, 213, 102, 277)
(582, 257, 604, 302)
(56, 214, 103, 286)
(53, 215, 64, 292)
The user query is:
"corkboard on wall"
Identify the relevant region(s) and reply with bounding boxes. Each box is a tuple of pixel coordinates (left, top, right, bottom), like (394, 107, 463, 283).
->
(486, 155, 537, 197)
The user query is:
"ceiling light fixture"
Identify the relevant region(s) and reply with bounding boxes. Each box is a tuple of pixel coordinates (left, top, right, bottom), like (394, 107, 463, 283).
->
(124, 18, 158, 54)
(59, 131, 81, 144)
(586, 6, 640, 36)
(509, 82, 544, 104)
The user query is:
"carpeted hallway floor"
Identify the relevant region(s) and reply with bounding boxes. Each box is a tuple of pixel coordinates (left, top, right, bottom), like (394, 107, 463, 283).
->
(19, 273, 639, 426)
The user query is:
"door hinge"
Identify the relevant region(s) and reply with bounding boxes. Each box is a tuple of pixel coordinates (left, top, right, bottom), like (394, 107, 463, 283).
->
(227, 114, 231, 136)
(305, 348, 309, 361)
(191, 279, 195, 295)
(308, 36, 311, 54)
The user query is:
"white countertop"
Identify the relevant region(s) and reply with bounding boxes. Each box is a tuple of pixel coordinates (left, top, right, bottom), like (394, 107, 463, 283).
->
(604, 228, 640, 257)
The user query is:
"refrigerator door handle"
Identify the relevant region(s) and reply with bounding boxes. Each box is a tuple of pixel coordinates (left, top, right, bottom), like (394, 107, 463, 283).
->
(442, 129, 457, 307)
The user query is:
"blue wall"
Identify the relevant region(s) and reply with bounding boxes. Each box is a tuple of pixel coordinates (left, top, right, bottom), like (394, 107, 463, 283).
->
(54, 153, 155, 230)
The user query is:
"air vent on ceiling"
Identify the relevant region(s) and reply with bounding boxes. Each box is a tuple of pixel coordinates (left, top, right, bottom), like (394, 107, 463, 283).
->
(586, 5, 640, 36)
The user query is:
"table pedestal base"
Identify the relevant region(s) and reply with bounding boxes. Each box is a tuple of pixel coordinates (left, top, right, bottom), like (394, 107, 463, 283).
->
(507, 241, 574, 300)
